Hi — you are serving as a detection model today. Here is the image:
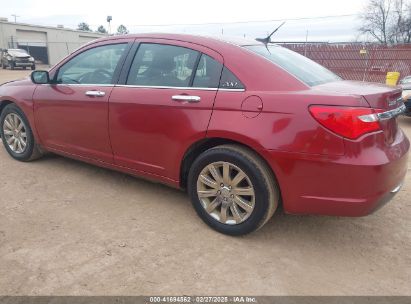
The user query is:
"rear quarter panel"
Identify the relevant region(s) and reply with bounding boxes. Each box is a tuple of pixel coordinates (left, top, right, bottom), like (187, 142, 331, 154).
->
(208, 88, 371, 155)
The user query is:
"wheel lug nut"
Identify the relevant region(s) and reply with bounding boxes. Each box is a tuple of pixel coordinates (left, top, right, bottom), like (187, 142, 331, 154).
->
(230, 194, 234, 198)
(220, 183, 224, 187)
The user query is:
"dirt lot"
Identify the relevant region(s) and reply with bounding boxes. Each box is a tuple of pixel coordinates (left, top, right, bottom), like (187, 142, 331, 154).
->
(0, 68, 410, 296)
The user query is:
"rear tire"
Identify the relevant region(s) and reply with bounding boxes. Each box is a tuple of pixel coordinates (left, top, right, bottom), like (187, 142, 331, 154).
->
(188, 144, 279, 236)
(31, 65, 36, 70)
(1, 61, 6, 69)
(10, 62, 15, 70)
(0, 103, 43, 162)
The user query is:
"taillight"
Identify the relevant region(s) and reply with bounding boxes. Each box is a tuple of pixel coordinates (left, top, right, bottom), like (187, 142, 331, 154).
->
(309, 106, 383, 140)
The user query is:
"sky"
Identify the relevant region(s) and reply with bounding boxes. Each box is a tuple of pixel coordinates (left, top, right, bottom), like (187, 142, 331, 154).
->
(1, 0, 369, 42)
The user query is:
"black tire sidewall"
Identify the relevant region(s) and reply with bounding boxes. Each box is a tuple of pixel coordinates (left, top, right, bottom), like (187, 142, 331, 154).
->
(0, 104, 35, 161)
(188, 148, 270, 236)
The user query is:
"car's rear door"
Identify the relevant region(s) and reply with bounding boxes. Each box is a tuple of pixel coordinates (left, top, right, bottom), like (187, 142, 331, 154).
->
(109, 39, 224, 181)
(33, 39, 133, 163)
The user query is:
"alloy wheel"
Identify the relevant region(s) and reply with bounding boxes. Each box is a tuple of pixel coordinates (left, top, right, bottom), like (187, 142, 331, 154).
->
(2, 113, 28, 154)
(196, 161, 255, 225)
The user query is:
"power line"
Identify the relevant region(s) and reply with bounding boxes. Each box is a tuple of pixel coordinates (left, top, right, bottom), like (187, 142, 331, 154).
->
(127, 14, 359, 27)
(17, 13, 359, 29)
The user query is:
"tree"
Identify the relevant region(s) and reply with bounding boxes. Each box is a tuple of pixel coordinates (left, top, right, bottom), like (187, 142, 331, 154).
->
(359, 0, 411, 43)
(77, 22, 91, 32)
(359, 0, 393, 44)
(401, 7, 411, 42)
(116, 24, 129, 35)
(392, 0, 411, 43)
(97, 25, 107, 34)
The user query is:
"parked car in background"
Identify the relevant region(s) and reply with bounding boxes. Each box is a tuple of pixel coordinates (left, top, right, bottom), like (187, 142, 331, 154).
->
(1, 49, 36, 70)
(0, 34, 409, 235)
(399, 76, 411, 116)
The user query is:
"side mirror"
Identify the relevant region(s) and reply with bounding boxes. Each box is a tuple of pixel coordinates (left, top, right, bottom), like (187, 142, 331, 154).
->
(31, 70, 50, 84)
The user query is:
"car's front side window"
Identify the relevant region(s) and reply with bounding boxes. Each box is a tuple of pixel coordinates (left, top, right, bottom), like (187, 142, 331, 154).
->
(126, 43, 199, 87)
(57, 43, 127, 85)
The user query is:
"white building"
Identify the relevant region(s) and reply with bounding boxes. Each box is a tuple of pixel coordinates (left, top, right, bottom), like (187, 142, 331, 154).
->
(0, 19, 106, 65)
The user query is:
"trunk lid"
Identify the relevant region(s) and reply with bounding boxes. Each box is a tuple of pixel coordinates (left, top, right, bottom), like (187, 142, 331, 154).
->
(314, 80, 403, 144)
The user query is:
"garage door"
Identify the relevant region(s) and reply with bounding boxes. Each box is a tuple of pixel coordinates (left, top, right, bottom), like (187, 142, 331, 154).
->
(16, 30, 47, 47)
(16, 30, 48, 64)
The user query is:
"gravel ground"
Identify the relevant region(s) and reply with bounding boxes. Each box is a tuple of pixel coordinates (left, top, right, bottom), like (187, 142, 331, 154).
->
(0, 68, 410, 295)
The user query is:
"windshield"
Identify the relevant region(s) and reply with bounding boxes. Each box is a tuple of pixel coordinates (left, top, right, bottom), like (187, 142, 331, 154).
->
(400, 77, 411, 84)
(245, 45, 341, 86)
(7, 49, 29, 56)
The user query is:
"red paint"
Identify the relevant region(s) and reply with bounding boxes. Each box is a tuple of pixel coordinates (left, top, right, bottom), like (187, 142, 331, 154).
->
(241, 95, 263, 118)
(0, 33, 409, 217)
(33, 84, 114, 162)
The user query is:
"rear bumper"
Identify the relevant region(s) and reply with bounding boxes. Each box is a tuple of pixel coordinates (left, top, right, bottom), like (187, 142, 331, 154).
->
(262, 129, 409, 216)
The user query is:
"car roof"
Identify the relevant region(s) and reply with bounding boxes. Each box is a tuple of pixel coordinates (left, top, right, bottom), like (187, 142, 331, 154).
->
(209, 35, 262, 46)
(97, 33, 263, 48)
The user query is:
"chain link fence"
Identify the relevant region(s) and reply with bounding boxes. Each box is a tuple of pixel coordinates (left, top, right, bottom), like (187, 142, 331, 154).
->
(280, 43, 411, 83)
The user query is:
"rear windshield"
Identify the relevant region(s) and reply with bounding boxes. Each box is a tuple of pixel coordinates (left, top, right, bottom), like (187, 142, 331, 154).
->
(245, 45, 341, 86)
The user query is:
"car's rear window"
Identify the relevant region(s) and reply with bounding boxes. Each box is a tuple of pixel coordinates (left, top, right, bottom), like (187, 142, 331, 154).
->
(244, 45, 341, 86)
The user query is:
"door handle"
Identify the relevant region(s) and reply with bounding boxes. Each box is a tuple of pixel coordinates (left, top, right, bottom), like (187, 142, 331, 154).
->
(85, 90, 106, 97)
(172, 95, 201, 103)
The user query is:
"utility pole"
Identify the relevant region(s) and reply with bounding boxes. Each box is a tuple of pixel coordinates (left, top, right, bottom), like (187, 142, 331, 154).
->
(11, 14, 20, 23)
(107, 16, 112, 35)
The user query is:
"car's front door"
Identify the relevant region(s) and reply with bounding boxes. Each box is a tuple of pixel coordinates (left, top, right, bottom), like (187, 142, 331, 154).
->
(109, 40, 224, 181)
(33, 40, 132, 163)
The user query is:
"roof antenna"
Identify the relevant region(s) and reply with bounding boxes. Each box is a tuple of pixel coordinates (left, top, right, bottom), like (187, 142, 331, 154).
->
(256, 21, 286, 45)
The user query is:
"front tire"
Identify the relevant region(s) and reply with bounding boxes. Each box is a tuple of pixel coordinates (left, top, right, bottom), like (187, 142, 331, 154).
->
(0, 104, 42, 161)
(188, 145, 279, 236)
(9, 61, 15, 70)
(31, 64, 36, 70)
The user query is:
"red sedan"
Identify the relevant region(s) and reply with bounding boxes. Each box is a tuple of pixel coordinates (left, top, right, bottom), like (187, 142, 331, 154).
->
(0, 34, 409, 235)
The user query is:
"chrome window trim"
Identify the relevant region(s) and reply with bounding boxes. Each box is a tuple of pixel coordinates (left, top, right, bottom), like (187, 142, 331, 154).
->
(114, 84, 245, 92)
(52, 83, 115, 87)
(38, 83, 245, 92)
(219, 88, 246, 92)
